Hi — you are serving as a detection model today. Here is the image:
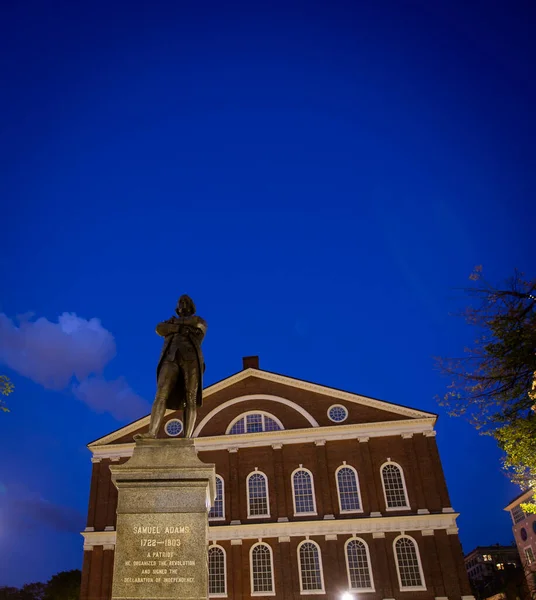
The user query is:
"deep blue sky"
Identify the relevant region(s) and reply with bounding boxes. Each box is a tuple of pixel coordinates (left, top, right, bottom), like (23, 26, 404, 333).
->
(1, 0, 534, 587)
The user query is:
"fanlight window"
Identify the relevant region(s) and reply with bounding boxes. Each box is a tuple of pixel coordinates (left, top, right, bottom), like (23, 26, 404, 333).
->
(345, 538, 374, 590)
(228, 412, 283, 435)
(298, 541, 324, 592)
(394, 536, 425, 589)
(292, 468, 316, 514)
(336, 465, 362, 512)
(209, 475, 224, 520)
(247, 471, 270, 517)
(381, 462, 409, 509)
(251, 543, 275, 594)
(208, 545, 226, 596)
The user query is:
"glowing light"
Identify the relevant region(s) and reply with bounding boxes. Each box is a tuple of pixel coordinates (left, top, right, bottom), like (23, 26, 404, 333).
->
(342, 593, 353, 600)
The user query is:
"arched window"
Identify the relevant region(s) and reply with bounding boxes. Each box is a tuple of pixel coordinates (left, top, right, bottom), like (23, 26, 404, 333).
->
(298, 540, 324, 593)
(292, 468, 317, 515)
(336, 465, 362, 513)
(227, 411, 283, 435)
(381, 462, 410, 509)
(247, 471, 270, 517)
(394, 536, 425, 590)
(208, 545, 227, 597)
(345, 538, 374, 591)
(250, 542, 275, 595)
(209, 475, 225, 520)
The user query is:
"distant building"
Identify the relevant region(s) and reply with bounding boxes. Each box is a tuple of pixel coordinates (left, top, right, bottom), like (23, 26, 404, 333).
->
(464, 544, 522, 599)
(81, 356, 475, 599)
(505, 490, 536, 595)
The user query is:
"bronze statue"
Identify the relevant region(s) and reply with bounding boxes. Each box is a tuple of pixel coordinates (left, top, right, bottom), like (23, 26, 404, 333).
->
(136, 295, 207, 439)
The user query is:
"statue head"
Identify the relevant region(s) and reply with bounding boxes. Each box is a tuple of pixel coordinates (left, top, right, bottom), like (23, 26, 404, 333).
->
(176, 295, 196, 317)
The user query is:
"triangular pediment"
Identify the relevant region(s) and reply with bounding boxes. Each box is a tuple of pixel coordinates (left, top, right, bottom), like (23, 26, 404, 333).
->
(89, 368, 436, 448)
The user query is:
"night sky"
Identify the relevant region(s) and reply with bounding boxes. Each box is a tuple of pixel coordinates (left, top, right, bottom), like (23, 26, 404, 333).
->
(1, 0, 534, 588)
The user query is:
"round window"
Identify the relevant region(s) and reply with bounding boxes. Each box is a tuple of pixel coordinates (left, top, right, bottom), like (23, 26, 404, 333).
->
(165, 419, 183, 437)
(328, 404, 348, 423)
(521, 527, 528, 541)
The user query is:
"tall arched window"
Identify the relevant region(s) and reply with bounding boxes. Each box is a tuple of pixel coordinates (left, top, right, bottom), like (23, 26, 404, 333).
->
(247, 471, 270, 517)
(381, 462, 410, 509)
(208, 545, 227, 597)
(336, 465, 362, 513)
(345, 538, 374, 591)
(394, 535, 425, 590)
(250, 542, 275, 595)
(298, 540, 324, 593)
(227, 411, 284, 435)
(292, 468, 317, 515)
(209, 475, 225, 520)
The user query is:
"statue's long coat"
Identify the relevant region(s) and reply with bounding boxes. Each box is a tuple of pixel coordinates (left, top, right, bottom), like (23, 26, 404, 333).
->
(156, 317, 206, 410)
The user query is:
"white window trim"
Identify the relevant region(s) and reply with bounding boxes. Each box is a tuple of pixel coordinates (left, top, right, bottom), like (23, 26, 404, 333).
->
(393, 534, 426, 592)
(297, 539, 326, 595)
(209, 475, 225, 522)
(327, 404, 348, 423)
(247, 470, 271, 519)
(226, 411, 285, 435)
(344, 537, 375, 592)
(250, 542, 276, 596)
(524, 545, 535, 566)
(380, 460, 411, 511)
(208, 543, 227, 598)
(291, 467, 318, 517)
(335, 464, 364, 514)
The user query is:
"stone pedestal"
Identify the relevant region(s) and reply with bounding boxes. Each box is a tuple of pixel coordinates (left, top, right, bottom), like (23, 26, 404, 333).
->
(110, 439, 215, 600)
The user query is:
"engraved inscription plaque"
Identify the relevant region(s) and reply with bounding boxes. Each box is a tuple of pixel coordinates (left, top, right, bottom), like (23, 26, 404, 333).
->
(109, 439, 215, 600)
(112, 513, 207, 599)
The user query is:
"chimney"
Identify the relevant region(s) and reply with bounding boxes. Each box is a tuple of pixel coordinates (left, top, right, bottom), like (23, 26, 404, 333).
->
(242, 356, 259, 370)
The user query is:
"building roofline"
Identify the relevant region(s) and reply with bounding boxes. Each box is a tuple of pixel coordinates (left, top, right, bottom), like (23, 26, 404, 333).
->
(504, 488, 535, 511)
(88, 366, 437, 447)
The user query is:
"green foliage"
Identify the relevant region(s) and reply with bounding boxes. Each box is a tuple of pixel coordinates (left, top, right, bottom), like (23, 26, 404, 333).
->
(0, 375, 14, 413)
(437, 268, 536, 503)
(495, 416, 536, 513)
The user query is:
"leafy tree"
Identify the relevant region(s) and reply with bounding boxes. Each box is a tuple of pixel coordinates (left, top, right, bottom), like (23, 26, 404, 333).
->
(0, 375, 14, 412)
(43, 570, 80, 600)
(19, 584, 45, 600)
(437, 268, 536, 511)
(0, 588, 22, 600)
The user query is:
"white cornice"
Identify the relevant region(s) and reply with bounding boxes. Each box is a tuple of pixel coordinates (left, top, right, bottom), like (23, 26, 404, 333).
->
(81, 530, 116, 549)
(89, 369, 436, 447)
(89, 418, 436, 459)
(504, 489, 535, 511)
(81, 513, 459, 548)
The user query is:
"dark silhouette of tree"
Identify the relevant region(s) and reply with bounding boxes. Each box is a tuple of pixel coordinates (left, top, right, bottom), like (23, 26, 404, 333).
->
(437, 268, 536, 512)
(43, 570, 80, 600)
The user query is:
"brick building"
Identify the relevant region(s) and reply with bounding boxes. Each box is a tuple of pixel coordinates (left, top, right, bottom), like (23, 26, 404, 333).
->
(505, 490, 536, 595)
(81, 357, 474, 599)
(464, 545, 522, 599)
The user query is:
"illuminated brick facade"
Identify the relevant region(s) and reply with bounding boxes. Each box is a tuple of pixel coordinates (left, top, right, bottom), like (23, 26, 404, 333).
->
(81, 357, 474, 599)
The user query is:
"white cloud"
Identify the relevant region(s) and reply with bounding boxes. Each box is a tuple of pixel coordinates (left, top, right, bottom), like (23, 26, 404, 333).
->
(0, 312, 116, 389)
(0, 312, 149, 420)
(72, 376, 149, 421)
